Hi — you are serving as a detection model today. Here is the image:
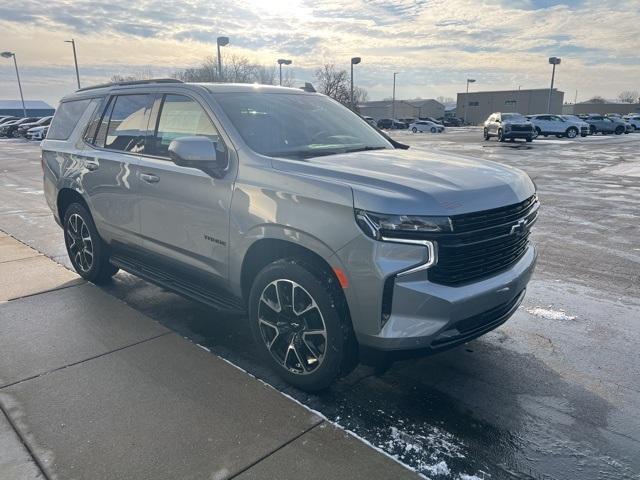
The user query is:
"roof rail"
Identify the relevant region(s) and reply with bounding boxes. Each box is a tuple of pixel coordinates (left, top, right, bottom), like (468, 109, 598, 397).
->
(76, 78, 183, 92)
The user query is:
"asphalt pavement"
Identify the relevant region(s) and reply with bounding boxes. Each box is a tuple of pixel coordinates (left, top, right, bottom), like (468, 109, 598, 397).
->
(1, 132, 639, 479)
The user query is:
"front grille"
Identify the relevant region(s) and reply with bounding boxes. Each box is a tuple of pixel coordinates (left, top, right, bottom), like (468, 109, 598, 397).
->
(509, 125, 532, 132)
(428, 195, 538, 286)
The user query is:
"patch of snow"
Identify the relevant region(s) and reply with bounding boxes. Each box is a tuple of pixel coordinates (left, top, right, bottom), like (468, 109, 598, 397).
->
(597, 161, 640, 178)
(423, 460, 451, 477)
(526, 307, 576, 321)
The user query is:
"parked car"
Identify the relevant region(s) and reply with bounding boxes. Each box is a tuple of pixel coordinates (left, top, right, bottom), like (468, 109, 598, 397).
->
(361, 116, 376, 127)
(583, 115, 628, 135)
(528, 114, 588, 138)
(43, 80, 538, 391)
(0, 116, 19, 126)
(483, 112, 534, 142)
(560, 115, 592, 135)
(623, 114, 640, 131)
(377, 118, 407, 129)
(17, 116, 52, 137)
(440, 117, 462, 127)
(0, 117, 40, 137)
(409, 120, 444, 133)
(26, 125, 48, 141)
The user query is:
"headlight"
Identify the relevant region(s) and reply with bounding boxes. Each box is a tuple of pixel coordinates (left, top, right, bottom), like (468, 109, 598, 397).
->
(355, 209, 452, 240)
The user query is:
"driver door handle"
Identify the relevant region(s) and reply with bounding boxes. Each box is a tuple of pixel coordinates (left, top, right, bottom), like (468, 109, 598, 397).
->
(140, 173, 160, 184)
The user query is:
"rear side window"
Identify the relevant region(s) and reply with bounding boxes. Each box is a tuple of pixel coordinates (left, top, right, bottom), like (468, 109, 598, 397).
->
(104, 95, 151, 152)
(88, 94, 151, 152)
(149, 94, 221, 158)
(48, 99, 91, 140)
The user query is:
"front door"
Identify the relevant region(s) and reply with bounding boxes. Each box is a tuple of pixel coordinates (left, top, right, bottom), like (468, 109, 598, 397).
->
(136, 93, 234, 283)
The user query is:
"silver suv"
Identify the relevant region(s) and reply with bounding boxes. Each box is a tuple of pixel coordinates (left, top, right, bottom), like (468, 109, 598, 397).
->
(42, 79, 538, 391)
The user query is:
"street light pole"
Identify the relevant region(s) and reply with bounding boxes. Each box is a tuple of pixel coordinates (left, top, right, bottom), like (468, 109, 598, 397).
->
(463, 78, 475, 125)
(277, 58, 292, 86)
(65, 39, 80, 89)
(547, 57, 561, 113)
(350, 57, 361, 110)
(216, 36, 229, 82)
(1, 52, 26, 117)
(392, 72, 398, 119)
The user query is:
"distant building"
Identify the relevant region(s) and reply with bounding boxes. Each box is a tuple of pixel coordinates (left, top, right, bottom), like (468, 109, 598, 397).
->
(562, 102, 640, 116)
(456, 89, 564, 125)
(0, 100, 55, 117)
(358, 99, 445, 121)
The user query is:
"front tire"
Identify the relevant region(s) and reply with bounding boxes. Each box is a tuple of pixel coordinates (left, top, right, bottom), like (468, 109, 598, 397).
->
(483, 128, 490, 140)
(430, 127, 437, 133)
(615, 126, 624, 135)
(497, 129, 505, 142)
(412, 127, 418, 133)
(566, 127, 578, 138)
(248, 259, 356, 391)
(63, 203, 118, 283)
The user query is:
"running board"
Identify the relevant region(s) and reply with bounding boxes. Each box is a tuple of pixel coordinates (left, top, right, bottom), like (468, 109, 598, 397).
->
(110, 255, 245, 314)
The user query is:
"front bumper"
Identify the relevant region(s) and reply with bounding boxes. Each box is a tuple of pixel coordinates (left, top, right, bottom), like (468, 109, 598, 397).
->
(503, 130, 533, 139)
(336, 236, 536, 352)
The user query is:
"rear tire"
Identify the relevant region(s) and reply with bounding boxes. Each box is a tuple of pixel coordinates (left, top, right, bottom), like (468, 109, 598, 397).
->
(412, 127, 418, 133)
(526, 136, 533, 143)
(248, 259, 357, 391)
(63, 203, 118, 283)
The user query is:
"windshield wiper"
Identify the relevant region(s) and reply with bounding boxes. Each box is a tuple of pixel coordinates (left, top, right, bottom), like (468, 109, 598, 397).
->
(268, 150, 342, 160)
(344, 146, 387, 153)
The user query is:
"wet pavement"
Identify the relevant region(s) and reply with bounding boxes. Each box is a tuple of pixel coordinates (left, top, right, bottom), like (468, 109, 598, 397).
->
(1, 132, 639, 480)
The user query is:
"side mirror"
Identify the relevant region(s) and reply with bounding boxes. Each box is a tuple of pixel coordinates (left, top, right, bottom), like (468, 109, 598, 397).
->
(168, 136, 228, 178)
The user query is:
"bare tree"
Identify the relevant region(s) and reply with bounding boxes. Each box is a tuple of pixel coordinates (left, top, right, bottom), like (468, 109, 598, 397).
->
(110, 69, 155, 83)
(313, 63, 369, 106)
(436, 96, 454, 105)
(618, 91, 639, 103)
(314, 64, 350, 104)
(586, 96, 607, 104)
(173, 55, 281, 85)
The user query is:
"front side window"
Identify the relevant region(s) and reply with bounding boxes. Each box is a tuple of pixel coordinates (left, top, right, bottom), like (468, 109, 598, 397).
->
(214, 92, 391, 159)
(48, 99, 92, 140)
(149, 94, 221, 158)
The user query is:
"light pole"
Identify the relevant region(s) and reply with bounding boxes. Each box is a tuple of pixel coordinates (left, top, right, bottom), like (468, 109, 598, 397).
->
(1, 52, 26, 118)
(392, 72, 398, 119)
(463, 78, 475, 125)
(547, 57, 561, 113)
(64, 39, 81, 89)
(216, 36, 229, 82)
(277, 58, 292, 86)
(350, 57, 361, 110)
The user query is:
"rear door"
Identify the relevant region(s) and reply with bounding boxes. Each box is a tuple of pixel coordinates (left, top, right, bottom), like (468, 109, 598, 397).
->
(81, 93, 153, 246)
(135, 92, 235, 283)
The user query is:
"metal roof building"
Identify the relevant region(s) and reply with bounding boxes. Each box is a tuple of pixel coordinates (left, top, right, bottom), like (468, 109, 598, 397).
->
(0, 100, 55, 117)
(357, 99, 445, 121)
(456, 88, 564, 125)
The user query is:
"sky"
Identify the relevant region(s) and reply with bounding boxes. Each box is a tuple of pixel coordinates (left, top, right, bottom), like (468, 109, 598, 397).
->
(0, 0, 638, 107)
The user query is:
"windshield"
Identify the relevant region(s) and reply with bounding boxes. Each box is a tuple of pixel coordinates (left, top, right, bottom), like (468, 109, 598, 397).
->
(502, 113, 527, 122)
(214, 92, 392, 159)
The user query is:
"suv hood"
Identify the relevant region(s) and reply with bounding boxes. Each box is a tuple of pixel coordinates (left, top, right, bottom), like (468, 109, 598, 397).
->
(273, 148, 535, 216)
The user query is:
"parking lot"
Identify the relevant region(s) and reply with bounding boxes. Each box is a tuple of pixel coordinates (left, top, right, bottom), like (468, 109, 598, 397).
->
(1, 130, 639, 479)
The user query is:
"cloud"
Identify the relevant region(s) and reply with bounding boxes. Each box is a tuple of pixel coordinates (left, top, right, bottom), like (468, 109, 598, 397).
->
(0, 0, 638, 105)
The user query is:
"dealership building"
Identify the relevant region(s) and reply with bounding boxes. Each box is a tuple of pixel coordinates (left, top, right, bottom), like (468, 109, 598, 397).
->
(562, 102, 640, 116)
(456, 88, 565, 124)
(0, 100, 55, 117)
(357, 99, 445, 120)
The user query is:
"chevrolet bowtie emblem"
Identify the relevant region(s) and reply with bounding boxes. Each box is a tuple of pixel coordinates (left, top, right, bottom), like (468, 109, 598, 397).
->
(510, 218, 528, 236)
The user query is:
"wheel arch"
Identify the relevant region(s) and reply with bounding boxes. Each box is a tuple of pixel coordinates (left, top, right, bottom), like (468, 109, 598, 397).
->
(57, 187, 89, 222)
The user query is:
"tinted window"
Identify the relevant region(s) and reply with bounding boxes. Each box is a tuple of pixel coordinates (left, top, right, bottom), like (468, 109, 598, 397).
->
(47, 99, 91, 140)
(93, 98, 115, 148)
(104, 95, 151, 152)
(150, 94, 220, 158)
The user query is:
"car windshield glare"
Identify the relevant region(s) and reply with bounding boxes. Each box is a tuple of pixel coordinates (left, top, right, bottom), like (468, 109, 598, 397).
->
(214, 92, 392, 159)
